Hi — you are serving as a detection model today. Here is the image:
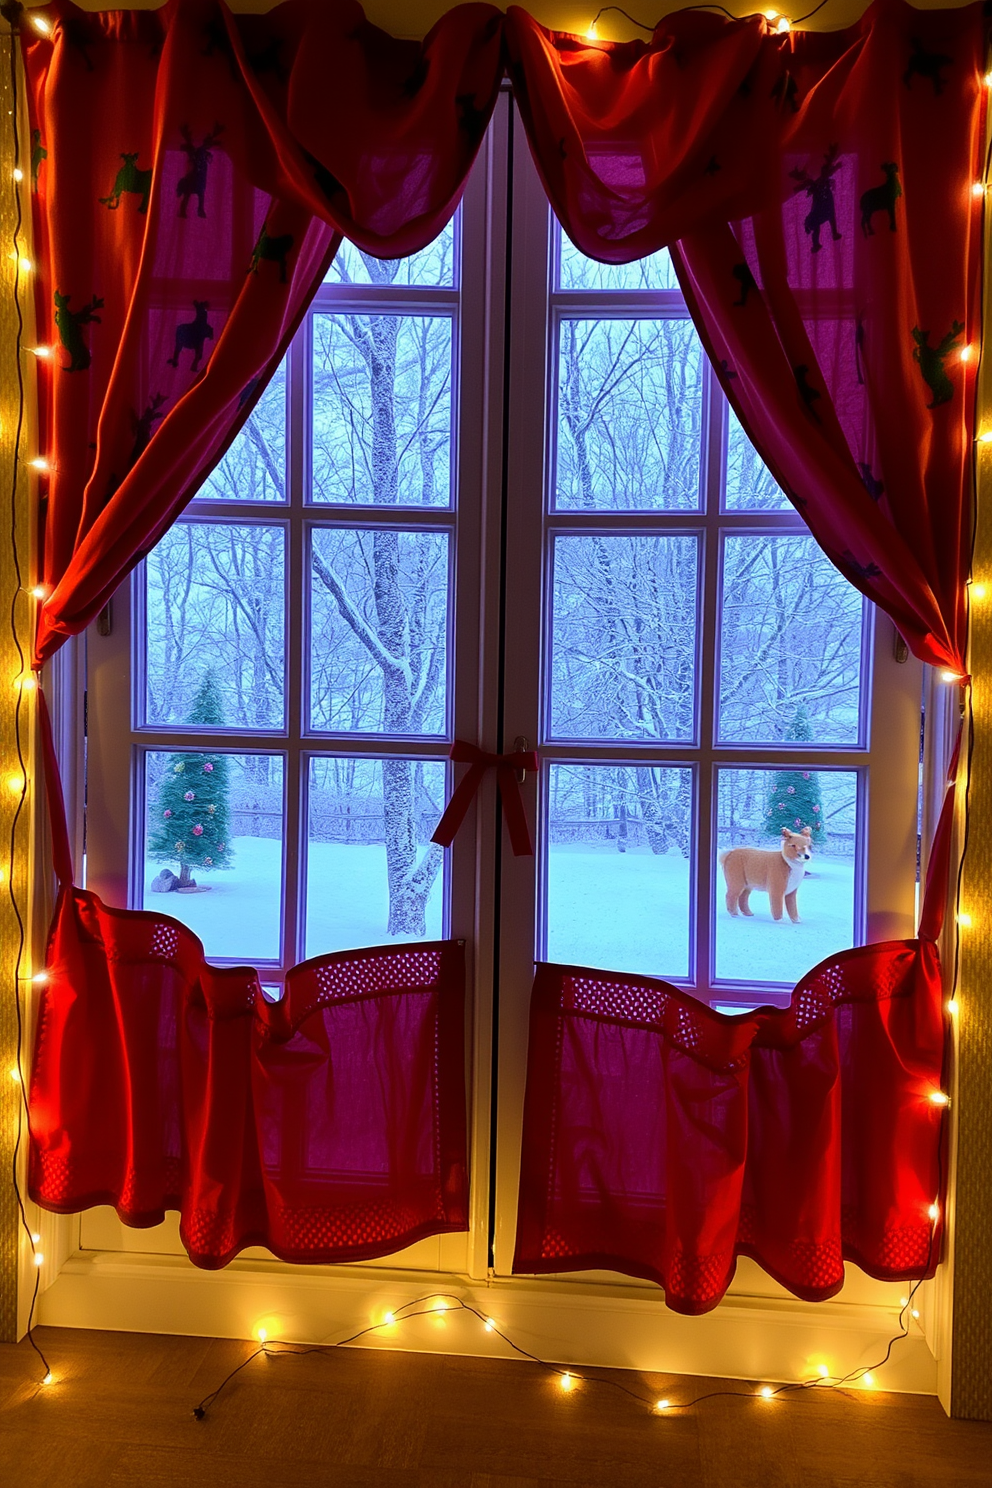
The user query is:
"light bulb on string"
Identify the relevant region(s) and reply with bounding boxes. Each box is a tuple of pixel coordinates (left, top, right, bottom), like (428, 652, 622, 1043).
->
(978, 430, 992, 444)
(960, 343, 974, 363)
(776, 16, 791, 32)
(586, 20, 598, 40)
(655, 1398, 671, 1412)
(28, 457, 49, 473)
(940, 670, 966, 684)
(559, 1372, 575, 1392)
(985, 70, 992, 88)
(947, 998, 959, 1016)
(911, 1308, 920, 1320)
(956, 911, 973, 928)
(255, 1326, 267, 1344)
(928, 1090, 950, 1107)
(32, 1253, 44, 1267)
(973, 182, 987, 198)
(30, 14, 52, 35)
(928, 1203, 940, 1222)
(42, 1372, 53, 1385)
(31, 972, 49, 986)
(13, 675, 36, 692)
(484, 1317, 495, 1332)
(970, 583, 988, 601)
(30, 585, 48, 600)
(12, 167, 22, 182)
(759, 1385, 774, 1399)
(383, 1311, 396, 1327)
(5, 772, 24, 795)
(30, 1231, 40, 1245)
(862, 1373, 875, 1389)
(8, 1066, 21, 1083)
(28, 344, 52, 359)
(817, 1364, 830, 1379)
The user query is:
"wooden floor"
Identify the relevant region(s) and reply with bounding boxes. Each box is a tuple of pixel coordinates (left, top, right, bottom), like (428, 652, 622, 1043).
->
(1, 1327, 991, 1486)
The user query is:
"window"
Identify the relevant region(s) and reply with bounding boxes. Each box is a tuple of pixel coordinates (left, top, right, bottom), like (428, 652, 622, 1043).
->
(83, 101, 923, 1277)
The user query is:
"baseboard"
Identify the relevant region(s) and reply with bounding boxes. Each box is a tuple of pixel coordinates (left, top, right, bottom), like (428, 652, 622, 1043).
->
(36, 1249, 939, 1396)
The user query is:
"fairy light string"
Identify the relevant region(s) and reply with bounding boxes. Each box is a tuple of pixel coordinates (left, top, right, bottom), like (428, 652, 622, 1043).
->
(2, 0, 50, 1383)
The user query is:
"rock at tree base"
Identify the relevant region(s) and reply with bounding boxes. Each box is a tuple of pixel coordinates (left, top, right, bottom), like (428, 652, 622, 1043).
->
(150, 869, 179, 893)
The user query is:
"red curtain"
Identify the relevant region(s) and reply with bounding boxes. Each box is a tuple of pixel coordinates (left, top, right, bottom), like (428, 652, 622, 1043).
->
(21, 0, 981, 1295)
(504, 0, 983, 674)
(23, 0, 504, 662)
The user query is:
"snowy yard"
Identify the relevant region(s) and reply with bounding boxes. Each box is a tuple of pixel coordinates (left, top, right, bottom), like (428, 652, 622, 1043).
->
(144, 836, 856, 990)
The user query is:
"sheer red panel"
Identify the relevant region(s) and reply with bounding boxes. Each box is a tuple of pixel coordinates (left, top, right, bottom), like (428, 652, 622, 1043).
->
(22, 0, 503, 663)
(514, 938, 947, 1312)
(506, 0, 984, 672)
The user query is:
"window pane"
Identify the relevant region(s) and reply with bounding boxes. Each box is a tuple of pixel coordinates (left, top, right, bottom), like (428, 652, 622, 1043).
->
(717, 535, 865, 747)
(715, 767, 858, 986)
(305, 756, 445, 956)
(144, 523, 286, 730)
(309, 527, 449, 735)
(558, 233, 679, 291)
(554, 318, 703, 510)
(311, 313, 453, 507)
(545, 764, 692, 979)
(723, 407, 789, 511)
(142, 750, 284, 962)
(550, 534, 697, 742)
(325, 218, 456, 288)
(197, 357, 287, 502)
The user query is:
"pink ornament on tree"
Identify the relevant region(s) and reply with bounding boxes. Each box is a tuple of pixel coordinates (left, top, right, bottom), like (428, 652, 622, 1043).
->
(203, 762, 213, 773)
(184, 790, 195, 802)
(803, 772, 811, 780)
(203, 857, 213, 866)
(192, 825, 203, 837)
(163, 809, 172, 819)
(175, 841, 184, 852)
(787, 786, 795, 794)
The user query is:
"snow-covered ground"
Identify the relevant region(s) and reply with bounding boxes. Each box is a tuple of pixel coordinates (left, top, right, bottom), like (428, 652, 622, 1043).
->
(144, 836, 855, 989)
(548, 841, 854, 986)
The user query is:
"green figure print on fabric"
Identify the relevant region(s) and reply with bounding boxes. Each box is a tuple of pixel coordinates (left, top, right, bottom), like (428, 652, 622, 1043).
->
(860, 163, 902, 237)
(100, 152, 153, 214)
(30, 129, 46, 190)
(912, 321, 965, 408)
(249, 224, 294, 284)
(54, 290, 103, 372)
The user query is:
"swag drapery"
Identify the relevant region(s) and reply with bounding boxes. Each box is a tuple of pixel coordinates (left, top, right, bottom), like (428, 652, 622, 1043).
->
(21, 0, 981, 1306)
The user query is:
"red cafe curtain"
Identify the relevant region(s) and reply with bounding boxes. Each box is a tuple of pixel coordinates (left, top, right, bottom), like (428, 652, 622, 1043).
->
(21, 0, 982, 1297)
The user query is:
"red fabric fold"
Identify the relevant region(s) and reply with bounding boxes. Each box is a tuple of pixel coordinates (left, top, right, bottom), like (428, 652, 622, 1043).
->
(28, 894, 470, 1267)
(513, 939, 947, 1311)
(432, 740, 539, 856)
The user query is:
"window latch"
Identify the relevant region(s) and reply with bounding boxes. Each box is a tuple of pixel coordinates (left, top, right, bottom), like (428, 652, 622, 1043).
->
(513, 736, 530, 784)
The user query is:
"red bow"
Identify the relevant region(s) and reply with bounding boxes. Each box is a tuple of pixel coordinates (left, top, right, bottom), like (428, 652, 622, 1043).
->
(431, 741, 539, 856)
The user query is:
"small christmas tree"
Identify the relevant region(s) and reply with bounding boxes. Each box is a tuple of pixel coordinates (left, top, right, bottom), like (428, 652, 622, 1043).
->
(147, 673, 234, 887)
(763, 704, 826, 843)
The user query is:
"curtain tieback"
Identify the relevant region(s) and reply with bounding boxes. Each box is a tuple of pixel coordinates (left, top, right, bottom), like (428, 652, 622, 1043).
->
(432, 741, 540, 857)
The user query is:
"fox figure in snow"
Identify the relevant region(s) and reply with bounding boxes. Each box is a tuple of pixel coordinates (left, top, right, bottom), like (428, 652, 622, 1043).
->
(720, 826, 813, 924)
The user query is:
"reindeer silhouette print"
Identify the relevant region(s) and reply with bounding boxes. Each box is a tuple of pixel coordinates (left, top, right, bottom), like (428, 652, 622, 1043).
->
(860, 163, 902, 237)
(903, 37, 953, 95)
(732, 262, 757, 307)
(176, 123, 224, 219)
(53, 290, 103, 372)
(249, 224, 294, 284)
(168, 301, 214, 373)
(129, 393, 168, 467)
(912, 321, 965, 408)
(100, 152, 153, 214)
(790, 144, 843, 253)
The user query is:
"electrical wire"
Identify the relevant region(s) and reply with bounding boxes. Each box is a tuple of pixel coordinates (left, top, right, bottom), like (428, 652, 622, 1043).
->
(4, 0, 49, 1383)
(192, 1240, 943, 1422)
(587, 1, 837, 36)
